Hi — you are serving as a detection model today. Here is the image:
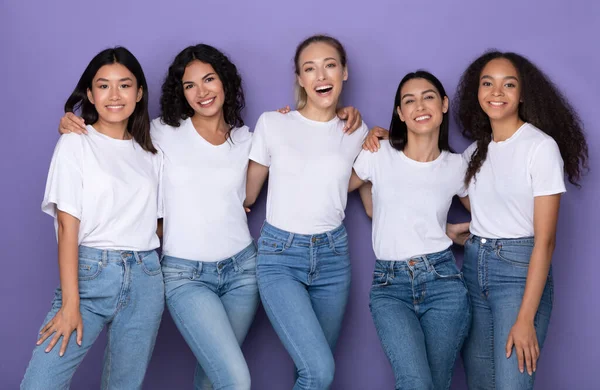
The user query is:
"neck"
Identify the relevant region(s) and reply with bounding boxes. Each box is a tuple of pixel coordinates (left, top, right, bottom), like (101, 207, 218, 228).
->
(490, 115, 525, 142)
(403, 129, 441, 162)
(93, 119, 130, 140)
(298, 102, 337, 122)
(191, 112, 228, 135)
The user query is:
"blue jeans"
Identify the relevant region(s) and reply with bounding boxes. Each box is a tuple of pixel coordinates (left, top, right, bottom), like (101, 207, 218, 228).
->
(256, 222, 351, 390)
(162, 243, 259, 390)
(461, 235, 553, 390)
(21, 246, 165, 390)
(369, 248, 471, 390)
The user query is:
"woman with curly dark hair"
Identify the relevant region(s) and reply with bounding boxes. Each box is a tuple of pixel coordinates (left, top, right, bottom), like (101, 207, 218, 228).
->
(455, 51, 588, 389)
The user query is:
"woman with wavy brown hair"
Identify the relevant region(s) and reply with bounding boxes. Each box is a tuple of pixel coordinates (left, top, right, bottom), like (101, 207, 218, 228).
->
(455, 50, 588, 390)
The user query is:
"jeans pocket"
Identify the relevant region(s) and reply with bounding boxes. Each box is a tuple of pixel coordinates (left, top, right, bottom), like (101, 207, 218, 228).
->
(161, 263, 194, 283)
(371, 271, 389, 287)
(332, 232, 349, 255)
(140, 251, 162, 276)
(258, 236, 287, 255)
(237, 253, 257, 275)
(78, 258, 103, 281)
(431, 259, 463, 279)
(495, 245, 532, 268)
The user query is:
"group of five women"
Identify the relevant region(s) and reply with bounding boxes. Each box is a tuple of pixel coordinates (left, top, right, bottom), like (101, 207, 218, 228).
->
(21, 33, 588, 390)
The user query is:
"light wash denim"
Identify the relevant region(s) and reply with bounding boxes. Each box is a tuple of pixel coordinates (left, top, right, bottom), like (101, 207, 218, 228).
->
(461, 235, 553, 390)
(162, 242, 259, 390)
(21, 246, 165, 390)
(369, 248, 471, 390)
(256, 222, 351, 390)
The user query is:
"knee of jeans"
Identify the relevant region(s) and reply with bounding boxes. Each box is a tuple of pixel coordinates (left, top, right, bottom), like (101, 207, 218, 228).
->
(300, 354, 335, 388)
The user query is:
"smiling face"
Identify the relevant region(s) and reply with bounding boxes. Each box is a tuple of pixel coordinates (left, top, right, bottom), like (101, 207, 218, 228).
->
(296, 42, 348, 111)
(397, 78, 448, 136)
(478, 58, 522, 123)
(86, 63, 142, 126)
(182, 60, 225, 119)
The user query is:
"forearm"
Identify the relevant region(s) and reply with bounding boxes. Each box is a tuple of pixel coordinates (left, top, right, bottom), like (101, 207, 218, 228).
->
(358, 182, 373, 218)
(244, 161, 269, 207)
(517, 240, 555, 322)
(57, 212, 80, 307)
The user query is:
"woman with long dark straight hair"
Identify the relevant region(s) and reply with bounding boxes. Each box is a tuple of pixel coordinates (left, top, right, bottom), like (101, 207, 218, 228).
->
(350, 71, 471, 390)
(456, 51, 588, 389)
(22, 47, 164, 389)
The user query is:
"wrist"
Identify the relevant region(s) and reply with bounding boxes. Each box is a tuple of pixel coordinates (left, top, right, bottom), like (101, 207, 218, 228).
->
(516, 311, 535, 324)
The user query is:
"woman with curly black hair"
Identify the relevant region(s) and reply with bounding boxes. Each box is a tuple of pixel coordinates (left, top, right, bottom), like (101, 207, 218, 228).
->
(455, 51, 588, 389)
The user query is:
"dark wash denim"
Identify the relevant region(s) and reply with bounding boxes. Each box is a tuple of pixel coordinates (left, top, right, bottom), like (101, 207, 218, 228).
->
(22, 246, 165, 390)
(461, 235, 553, 390)
(162, 242, 258, 390)
(369, 248, 471, 390)
(256, 222, 351, 390)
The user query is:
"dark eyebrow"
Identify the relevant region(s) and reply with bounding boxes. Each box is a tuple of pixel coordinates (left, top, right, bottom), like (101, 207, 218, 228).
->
(301, 57, 338, 67)
(96, 77, 133, 82)
(182, 72, 216, 85)
(481, 75, 519, 81)
(401, 89, 438, 100)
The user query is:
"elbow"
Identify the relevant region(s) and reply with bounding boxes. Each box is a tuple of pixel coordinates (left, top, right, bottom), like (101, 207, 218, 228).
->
(535, 235, 557, 253)
(365, 208, 373, 219)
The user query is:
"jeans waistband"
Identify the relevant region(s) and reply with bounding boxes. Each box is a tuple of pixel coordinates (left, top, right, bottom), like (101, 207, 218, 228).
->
(260, 221, 346, 247)
(470, 235, 534, 248)
(162, 242, 257, 270)
(78, 245, 155, 263)
(375, 248, 454, 271)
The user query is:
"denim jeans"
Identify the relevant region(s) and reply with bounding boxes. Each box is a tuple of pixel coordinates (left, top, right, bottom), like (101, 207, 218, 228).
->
(461, 235, 553, 390)
(21, 246, 165, 390)
(162, 242, 259, 390)
(256, 222, 351, 390)
(369, 248, 471, 390)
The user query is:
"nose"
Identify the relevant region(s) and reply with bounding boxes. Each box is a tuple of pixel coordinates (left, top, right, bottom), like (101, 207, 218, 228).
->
(316, 67, 326, 81)
(197, 84, 209, 98)
(109, 87, 120, 100)
(491, 84, 504, 96)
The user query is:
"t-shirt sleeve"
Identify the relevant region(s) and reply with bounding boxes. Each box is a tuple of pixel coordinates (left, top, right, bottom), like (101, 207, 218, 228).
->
(41, 134, 84, 220)
(456, 154, 469, 197)
(462, 141, 477, 164)
(530, 138, 566, 197)
(156, 148, 165, 219)
(249, 114, 270, 167)
(353, 149, 373, 182)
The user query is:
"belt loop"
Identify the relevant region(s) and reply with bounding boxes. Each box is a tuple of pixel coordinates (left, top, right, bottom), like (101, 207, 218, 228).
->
(422, 254, 432, 271)
(196, 261, 203, 275)
(285, 232, 294, 249)
(102, 250, 108, 266)
(133, 251, 141, 263)
(388, 261, 395, 278)
(326, 231, 334, 250)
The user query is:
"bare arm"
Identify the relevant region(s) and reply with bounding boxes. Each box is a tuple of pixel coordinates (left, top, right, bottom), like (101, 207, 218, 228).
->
(348, 170, 366, 192)
(156, 218, 163, 239)
(459, 195, 471, 212)
(505, 194, 561, 375)
(37, 210, 83, 356)
(244, 161, 269, 208)
(358, 182, 373, 218)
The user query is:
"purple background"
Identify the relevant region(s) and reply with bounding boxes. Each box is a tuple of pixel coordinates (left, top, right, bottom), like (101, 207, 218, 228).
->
(2, 1, 599, 389)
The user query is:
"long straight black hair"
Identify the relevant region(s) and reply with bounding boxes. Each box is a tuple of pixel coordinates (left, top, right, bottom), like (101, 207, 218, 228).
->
(389, 70, 452, 152)
(65, 47, 156, 153)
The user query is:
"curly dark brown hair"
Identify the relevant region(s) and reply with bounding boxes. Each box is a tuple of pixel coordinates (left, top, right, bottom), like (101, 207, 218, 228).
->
(159, 44, 245, 135)
(455, 50, 588, 187)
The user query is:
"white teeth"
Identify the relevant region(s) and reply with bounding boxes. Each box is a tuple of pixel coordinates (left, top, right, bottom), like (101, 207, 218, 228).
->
(200, 98, 215, 105)
(316, 85, 333, 91)
(415, 115, 431, 121)
(489, 102, 504, 106)
(106, 105, 124, 108)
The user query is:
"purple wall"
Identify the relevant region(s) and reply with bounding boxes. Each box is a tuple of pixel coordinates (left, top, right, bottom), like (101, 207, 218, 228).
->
(2, 1, 598, 388)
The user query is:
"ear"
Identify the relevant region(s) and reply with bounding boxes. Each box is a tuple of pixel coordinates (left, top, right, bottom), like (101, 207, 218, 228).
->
(342, 66, 348, 81)
(136, 86, 143, 103)
(442, 96, 449, 114)
(397, 106, 405, 122)
(87, 88, 95, 104)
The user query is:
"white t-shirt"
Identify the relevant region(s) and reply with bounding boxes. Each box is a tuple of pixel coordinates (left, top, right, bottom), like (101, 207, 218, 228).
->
(250, 110, 369, 234)
(354, 144, 467, 260)
(151, 118, 253, 261)
(463, 122, 566, 239)
(42, 125, 161, 251)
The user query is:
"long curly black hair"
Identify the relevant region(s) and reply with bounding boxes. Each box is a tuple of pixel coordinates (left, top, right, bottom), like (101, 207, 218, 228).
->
(455, 50, 588, 187)
(159, 44, 245, 134)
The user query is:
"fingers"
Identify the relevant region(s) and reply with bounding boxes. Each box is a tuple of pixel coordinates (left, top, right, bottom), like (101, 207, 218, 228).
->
(276, 105, 291, 114)
(59, 330, 72, 357)
(530, 344, 538, 373)
(516, 344, 525, 374)
(60, 113, 87, 135)
(244, 207, 251, 213)
(523, 344, 533, 375)
(45, 332, 61, 353)
(37, 325, 56, 345)
(374, 127, 389, 139)
(337, 107, 349, 121)
(505, 334, 513, 358)
(76, 322, 83, 346)
(39, 319, 53, 336)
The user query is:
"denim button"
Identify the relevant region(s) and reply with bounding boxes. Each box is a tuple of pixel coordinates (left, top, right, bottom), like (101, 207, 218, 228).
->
(218, 263, 224, 270)
(481, 238, 487, 243)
